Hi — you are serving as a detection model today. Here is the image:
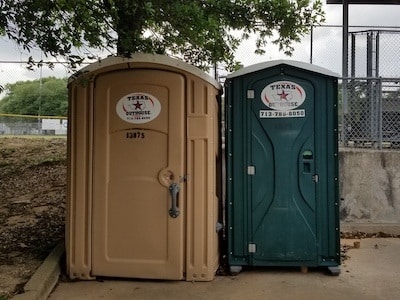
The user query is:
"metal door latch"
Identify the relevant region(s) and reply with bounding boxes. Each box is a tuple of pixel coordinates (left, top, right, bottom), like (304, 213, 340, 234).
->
(169, 183, 180, 218)
(312, 174, 319, 183)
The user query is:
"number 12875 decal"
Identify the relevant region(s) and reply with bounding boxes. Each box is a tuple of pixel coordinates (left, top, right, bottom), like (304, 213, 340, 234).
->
(126, 131, 145, 139)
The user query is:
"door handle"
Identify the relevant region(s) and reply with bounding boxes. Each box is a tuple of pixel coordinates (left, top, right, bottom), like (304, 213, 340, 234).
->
(169, 183, 180, 218)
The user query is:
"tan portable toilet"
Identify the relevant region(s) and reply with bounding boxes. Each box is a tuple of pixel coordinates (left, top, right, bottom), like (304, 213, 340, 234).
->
(67, 54, 222, 281)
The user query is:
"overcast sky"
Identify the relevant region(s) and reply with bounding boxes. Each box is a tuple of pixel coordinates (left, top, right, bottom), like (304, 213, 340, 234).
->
(1, 1, 400, 89)
(234, 2, 400, 75)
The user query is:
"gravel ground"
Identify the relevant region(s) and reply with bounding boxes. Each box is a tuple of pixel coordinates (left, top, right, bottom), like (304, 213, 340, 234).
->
(0, 137, 66, 299)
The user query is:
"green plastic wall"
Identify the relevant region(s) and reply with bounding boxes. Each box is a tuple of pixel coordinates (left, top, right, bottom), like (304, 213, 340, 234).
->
(225, 62, 340, 268)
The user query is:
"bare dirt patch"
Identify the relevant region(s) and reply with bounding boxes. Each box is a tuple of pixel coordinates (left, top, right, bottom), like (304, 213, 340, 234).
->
(0, 137, 66, 299)
(1, 137, 399, 300)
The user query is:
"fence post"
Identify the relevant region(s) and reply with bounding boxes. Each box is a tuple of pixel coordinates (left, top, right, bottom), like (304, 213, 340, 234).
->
(378, 78, 383, 150)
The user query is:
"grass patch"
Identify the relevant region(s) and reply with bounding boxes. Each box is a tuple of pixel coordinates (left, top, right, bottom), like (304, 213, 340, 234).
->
(0, 135, 66, 140)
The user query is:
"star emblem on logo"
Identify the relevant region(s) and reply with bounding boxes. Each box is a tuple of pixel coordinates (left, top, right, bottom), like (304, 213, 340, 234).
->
(133, 101, 143, 110)
(277, 90, 290, 101)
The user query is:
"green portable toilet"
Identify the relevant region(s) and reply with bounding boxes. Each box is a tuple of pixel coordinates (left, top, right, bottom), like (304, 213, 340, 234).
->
(225, 60, 340, 275)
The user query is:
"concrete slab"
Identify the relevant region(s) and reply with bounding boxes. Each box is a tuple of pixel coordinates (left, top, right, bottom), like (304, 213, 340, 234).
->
(341, 223, 400, 235)
(11, 243, 64, 300)
(47, 238, 400, 300)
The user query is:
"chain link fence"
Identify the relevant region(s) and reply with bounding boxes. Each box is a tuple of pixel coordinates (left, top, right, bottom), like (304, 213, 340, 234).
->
(1, 26, 400, 149)
(342, 78, 400, 149)
(0, 61, 73, 136)
(340, 29, 400, 149)
(347, 30, 400, 78)
(307, 26, 400, 149)
(0, 61, 72, 94)
(0, 114, 67, 135)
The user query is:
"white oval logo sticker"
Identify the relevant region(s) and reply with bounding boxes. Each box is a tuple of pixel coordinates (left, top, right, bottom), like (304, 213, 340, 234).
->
(261, 81, 306, 111)
(116, 92, 161, 124)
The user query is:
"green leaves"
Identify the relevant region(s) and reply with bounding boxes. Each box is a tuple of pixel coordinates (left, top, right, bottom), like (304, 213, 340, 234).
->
(251, 0, 324, 56)
(1, 0, 325, 71)
(0, 77, 68, 116)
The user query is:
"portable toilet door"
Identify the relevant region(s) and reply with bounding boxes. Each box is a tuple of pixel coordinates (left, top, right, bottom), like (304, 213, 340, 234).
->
(225, 60, 340, 274)
(67, 54, 222, 281)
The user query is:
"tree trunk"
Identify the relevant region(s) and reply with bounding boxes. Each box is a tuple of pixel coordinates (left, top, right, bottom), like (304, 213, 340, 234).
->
(114, 1, 148, 56)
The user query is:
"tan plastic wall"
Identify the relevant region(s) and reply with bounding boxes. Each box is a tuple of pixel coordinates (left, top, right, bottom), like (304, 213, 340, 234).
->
(67, 79, 95, 280)
(67, 55, 221, 282)
(186, 76, 220, 281)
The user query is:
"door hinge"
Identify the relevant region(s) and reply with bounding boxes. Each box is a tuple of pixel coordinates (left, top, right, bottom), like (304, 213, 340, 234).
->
(312, 174, 319, 183)
(248, 243, 257, 253)
(247, 165, 255, 175)
(247, 90, 255, 99)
